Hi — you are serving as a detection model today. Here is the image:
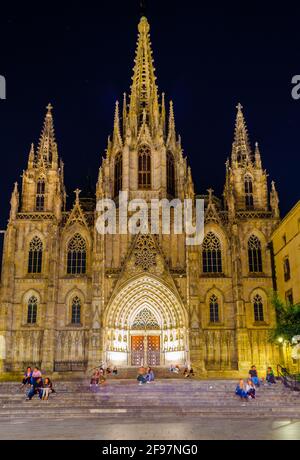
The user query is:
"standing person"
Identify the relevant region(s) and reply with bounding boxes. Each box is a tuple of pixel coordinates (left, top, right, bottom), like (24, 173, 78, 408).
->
(21, 367, 32, 387)
(235, 379, 248, 399)
(249, 365, 260, 387)
(246, 379, 256, 399)
(266, 367, 276, 385)
(26, 377, 43, 401)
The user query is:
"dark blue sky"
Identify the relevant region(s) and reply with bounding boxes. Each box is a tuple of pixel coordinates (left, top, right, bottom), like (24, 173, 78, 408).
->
(0, 1, 300, 232)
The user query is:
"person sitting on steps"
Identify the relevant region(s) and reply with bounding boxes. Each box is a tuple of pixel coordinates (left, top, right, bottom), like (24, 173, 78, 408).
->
(26, 377, 43, 401)
(145, 367, 154, 383)
(246, 378, 256, 399)
(235, 379, 248, 400)
(41, 377, 55, 400)
(137, 367, 147, 385)
(266, 367, 277, 385)
(249, 365, 260, 387)
(21, 367, 32, 387)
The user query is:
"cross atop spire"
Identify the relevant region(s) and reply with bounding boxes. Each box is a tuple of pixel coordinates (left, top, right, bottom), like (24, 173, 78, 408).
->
(74, 188, 82, 204)
(46, 103, 53, 114)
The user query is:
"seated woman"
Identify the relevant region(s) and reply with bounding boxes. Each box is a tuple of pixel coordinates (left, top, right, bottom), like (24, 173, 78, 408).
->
(183, 368, 189, 378)
(21, 367, 32, 387)
(137, 367, 147, 385)
(266, 367, 276, 384)
(113, 366, 118, 376)
(41, 378, 54, 400)
(90, 369, 101, 386)
(235, 379, 248, 400)
(245, 379, 256, 399)
(145, 367, 154, 383)
(31, 367, 42, 385)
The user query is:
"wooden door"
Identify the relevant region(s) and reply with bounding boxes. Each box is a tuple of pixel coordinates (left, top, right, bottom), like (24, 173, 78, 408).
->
(131, 336, 144, 366)
(147, 336, 160, 366)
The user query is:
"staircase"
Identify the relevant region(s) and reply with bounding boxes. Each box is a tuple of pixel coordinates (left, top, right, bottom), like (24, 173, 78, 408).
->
(0, 379, 300, 420)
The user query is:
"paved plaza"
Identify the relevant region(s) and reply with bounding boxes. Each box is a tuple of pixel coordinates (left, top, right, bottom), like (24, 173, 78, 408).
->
(0, 379, 300, 440)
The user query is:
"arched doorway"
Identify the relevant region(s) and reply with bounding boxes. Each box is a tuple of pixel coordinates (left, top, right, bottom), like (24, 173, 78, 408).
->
(103, 275, 189, 367)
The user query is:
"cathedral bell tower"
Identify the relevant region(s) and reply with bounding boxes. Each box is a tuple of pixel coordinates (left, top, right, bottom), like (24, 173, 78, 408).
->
(97, 16, 193, 204)
(20, 104, 65, 220)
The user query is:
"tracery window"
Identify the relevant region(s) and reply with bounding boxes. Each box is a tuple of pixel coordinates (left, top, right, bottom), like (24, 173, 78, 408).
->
(138, 144, 151, 189)
(132, 308, 160, 329)
(67, 234, 87, 275)
(167, 151, 175, 196)
(244, 175, 254, 210)
(248, 235, 263, 273)
(28, 236, 43, 274)
(71, 296, 81, 325)
(202, 232, 222, 274)
(27, 296, 38, 324)
(114, 152, 123, 197)
(36, 178, 46, 211)
(253, 294, 264, 322)
(209, 294, 220, 323)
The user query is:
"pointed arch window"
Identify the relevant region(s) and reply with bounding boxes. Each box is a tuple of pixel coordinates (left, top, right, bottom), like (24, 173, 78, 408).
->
(245, 175, 254, 210)
(71, 296, 81, 325)
(138, 144, 151, 189)
(67, 234, 87, 275)
(209, 294, 220, 323)
(167, 151, 175, 196)
(284, 257, 291, 282)
(114, 152, 123, 197)
(248, 235, 263, 273)
(36, 178, 46, 211)
(202, 232, 223, 274)
(28, 236, 43, 274)
(27, 296, 38, 324)
(253, 294, 264, 322)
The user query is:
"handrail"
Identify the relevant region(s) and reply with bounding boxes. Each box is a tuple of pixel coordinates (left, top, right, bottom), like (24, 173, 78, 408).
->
(277, 364, 300, 392)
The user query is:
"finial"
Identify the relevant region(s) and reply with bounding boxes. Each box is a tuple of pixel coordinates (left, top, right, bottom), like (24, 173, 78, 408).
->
(236, 102, 243, 112)
(207, 188, 214, 204)
(46, 103, 53, 115)
(74, 188, 81, 204)
(138, 15, 150, 34)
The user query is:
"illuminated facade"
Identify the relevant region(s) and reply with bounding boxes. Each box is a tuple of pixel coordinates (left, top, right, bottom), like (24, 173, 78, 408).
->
(272, 200, 300, 306)
(0, 17, 282, 376)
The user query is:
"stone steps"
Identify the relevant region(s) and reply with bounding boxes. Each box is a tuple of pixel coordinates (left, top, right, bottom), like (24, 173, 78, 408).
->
(1, 379, 299, 420)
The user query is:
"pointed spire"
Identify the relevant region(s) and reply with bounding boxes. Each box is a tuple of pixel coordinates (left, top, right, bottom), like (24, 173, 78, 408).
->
(28, 143, 35, 168)
(113, 101, 122, 146)
(10, 182, 19, 221)
(232, 103, 252, 165)
(270, 181, 280, 218)
(36, 103, 58, 168)
(122, 93, 127, 134)
(129, 16, 158, 128)
(168, 100, 176, 144)
(255, 141, 262, 169)
(161, 92, 166, 134)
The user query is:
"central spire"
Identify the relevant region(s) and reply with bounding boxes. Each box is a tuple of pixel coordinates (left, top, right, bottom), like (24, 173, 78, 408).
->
(129, 16, 159, 128)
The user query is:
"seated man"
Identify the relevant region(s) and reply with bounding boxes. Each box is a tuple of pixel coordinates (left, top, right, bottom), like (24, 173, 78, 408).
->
(266, 367, 276, 384)
(249, 365, 260, 387)
(26, 377, 43, 400)
(137, 367, 147, 385)
(235, 379, 248, 400)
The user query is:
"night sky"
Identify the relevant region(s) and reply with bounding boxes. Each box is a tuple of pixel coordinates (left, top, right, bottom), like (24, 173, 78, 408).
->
(0, 1, 300, 235)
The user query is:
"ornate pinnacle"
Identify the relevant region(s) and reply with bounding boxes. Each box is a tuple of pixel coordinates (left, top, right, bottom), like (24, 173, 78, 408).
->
(74, 188, 81, 204)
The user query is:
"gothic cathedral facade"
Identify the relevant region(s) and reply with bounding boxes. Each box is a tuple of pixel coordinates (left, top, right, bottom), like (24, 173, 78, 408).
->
(0, 17, 282, 376)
